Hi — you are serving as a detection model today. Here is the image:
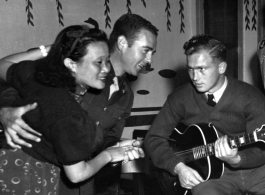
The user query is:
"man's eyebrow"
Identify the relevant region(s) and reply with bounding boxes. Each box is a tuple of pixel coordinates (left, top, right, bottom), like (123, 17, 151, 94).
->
(143, 46, 154, 50)
(143, 46, 156, 53)
(186, 65, 206, 69)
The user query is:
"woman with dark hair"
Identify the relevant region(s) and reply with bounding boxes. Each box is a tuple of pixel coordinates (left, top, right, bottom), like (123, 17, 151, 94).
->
(0, 24, 139, 195)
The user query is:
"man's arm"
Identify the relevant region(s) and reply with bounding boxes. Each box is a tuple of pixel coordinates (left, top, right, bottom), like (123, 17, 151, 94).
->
(174, 162, 204, 190)
(144, 97, 184, 174)
(0, 87, 41, 149)
(231, 87, 265, 168)
(0, 46, 51, 148)
(0, 45, 50, 81)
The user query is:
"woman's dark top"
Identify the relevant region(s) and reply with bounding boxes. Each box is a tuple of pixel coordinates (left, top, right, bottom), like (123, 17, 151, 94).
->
(7, 60, 96, 167)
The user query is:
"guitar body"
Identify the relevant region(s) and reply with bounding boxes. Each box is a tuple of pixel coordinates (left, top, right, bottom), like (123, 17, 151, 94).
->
(156, 123, 224, 195)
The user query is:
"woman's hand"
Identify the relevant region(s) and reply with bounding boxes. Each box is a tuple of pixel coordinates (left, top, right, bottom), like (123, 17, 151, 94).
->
(117, 139, 145, 162)
(105, 146, 128, 163)
(64, 146, 132, 183)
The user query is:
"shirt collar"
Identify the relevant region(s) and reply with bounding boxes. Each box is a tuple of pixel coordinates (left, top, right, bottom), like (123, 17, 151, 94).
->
(205, 76, 228, 103)
(75, 82, 88, 96)
(116, 74, 126, 85)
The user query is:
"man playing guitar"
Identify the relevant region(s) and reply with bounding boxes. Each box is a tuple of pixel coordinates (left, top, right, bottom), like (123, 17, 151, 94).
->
(145, 35, 265, 195)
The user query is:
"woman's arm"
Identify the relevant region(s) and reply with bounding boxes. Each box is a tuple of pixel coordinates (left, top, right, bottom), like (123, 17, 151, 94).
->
(0, 45, 51, 81)
(63, 146, 128, 183)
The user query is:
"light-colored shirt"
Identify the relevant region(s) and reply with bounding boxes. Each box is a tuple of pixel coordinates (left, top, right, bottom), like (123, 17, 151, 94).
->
(205, 76, 228, 103)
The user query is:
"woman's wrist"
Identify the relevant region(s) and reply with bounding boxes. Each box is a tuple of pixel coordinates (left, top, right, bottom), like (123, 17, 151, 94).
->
(101, 150, 112, 163)
(39, 45, 48, 57)
(26, 45, 50, 60)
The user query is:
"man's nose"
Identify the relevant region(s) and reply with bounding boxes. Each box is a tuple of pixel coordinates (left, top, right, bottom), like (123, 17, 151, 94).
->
(145, 52, 152, 64)
(192, 70, 199, 81)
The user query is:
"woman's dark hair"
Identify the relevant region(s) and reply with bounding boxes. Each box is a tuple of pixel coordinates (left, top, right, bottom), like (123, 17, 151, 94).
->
(35, 25, 108, 92)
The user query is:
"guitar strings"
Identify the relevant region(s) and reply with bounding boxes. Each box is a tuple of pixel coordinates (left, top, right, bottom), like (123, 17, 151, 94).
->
(173, 133, 256, 156)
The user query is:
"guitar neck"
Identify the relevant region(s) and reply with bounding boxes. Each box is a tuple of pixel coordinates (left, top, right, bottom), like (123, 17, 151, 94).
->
(227, 131, 257, 149)
(184, 131, 257, 162)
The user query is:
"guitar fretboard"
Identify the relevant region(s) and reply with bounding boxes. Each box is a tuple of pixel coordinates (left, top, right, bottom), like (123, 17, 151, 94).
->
(193, 143, 215, 159)
(193, 132, 256, 160)
(228, 133, 255, 149)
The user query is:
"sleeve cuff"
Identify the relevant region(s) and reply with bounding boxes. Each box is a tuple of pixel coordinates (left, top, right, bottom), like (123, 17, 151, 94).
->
(168, 156, 182, 175)
(229, 152, 244, 168)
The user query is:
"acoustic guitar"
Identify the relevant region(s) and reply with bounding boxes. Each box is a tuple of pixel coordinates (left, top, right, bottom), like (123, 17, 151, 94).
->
(155, 123, 265, 195)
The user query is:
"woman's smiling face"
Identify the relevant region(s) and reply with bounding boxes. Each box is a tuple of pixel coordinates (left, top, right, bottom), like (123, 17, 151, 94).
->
(74, 41, 110, 89)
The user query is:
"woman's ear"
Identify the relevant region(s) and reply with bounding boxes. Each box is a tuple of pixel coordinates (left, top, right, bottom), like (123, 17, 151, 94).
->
(117, 36, 128, 52)
(64, 58, 77, 73)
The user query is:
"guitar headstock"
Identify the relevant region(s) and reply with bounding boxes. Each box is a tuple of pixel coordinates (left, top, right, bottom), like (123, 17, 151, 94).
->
(255, 124, 265, 143)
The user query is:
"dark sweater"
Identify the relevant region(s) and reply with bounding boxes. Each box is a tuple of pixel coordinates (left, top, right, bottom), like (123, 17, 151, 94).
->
(145, 76, 265, 175)
(6, 61, 96, 167)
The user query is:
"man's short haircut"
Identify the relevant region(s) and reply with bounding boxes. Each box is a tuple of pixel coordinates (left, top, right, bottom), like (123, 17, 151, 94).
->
(183, 34, 227, 63)
(109, 13, 158, 53)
